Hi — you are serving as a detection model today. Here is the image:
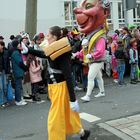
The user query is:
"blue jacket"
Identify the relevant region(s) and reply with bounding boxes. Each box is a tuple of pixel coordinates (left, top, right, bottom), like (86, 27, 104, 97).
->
(11, 50, 27, 78)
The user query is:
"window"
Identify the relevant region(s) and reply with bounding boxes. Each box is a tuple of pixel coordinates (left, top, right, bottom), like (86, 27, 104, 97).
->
(64, 2, 71, 20)
(118, 2, 124, 23)
(64, 1, 77, 26)
(136, 3, 140, 18)
(72, 1, 77, 20)
(118, 2, 124, 19)
(107, 2, 112, 24)
(133, 3, 140, 22)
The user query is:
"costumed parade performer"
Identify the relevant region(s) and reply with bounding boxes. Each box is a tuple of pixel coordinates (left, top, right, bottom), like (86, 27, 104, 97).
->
(28, 26, 90, 140)
(73, 0, 110, 101)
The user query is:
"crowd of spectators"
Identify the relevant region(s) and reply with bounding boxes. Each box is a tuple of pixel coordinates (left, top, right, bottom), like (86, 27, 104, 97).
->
(0, 25, 140, 108)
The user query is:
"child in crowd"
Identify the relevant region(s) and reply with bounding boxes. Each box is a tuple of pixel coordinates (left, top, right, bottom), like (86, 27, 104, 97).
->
(111, 33, 119, 83)
(105, 36, 112, 77)
(129, 38, 139, 84)
(115, 38, 128, 86)
(27, 54, 42, 101)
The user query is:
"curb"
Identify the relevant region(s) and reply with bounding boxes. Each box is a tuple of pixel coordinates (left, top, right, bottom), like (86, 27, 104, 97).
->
(98, 123, 135, 140)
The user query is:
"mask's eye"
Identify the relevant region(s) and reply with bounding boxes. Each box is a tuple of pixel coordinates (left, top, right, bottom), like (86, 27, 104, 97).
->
(85, 3, 93, 9)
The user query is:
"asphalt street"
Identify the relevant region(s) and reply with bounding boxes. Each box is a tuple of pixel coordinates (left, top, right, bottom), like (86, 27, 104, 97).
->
(0, 76, 140, 140)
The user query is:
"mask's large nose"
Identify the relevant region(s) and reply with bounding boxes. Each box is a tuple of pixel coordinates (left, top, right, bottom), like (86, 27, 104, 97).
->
(74, 7, 88, 25)
(73, 7, 83, 14)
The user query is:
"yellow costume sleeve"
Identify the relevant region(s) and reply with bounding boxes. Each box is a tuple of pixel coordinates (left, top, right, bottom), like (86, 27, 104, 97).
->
(43, 37, 72, 60)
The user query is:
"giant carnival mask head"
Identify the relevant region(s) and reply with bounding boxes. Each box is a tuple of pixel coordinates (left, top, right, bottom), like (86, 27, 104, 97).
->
(74, 0, 110, 34)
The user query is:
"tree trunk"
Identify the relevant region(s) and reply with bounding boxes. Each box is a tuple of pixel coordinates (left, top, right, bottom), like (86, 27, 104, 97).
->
(25, 0, 37, 39)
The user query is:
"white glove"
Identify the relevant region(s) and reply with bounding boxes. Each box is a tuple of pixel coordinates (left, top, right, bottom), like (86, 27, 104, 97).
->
(70, 100, 79, 112)
(86, 54, 92, 59)
(82, 38, 88, 46)
(71, 53, 76, 59)
(21, 42, 29, 54)
(72, 53, 77, 57)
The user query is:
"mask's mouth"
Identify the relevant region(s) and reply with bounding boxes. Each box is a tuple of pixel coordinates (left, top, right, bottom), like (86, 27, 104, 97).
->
(76, 14, 89, 28)
(80, 17, 91, 29)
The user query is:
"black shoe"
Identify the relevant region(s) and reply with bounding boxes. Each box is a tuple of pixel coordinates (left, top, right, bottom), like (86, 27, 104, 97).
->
(130, 80, 137, 84)
(32, 94, 41, 102)
(118, 81, 127, 86)
(83, 87, 87, 92)
(47, 95, 50, 101)
(23, 96, 32, 102)
(23, 96, 32, 100)
(80, 130, 90, 140)
(39, 89, 47, 94)
(134, 79, 140, 83)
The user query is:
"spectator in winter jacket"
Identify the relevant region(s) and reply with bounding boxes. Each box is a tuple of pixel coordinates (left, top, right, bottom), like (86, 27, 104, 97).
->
(11, 39, 28, 106)
(27, 54, 42, 101)
(115, 38, 128, 86)
(0, 41, 11, 107)
(122, 27, 132, 49)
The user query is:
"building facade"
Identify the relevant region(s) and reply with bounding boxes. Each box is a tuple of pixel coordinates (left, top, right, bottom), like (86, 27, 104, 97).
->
(0, 0, 140, 42)
(63, 0, 140, 31)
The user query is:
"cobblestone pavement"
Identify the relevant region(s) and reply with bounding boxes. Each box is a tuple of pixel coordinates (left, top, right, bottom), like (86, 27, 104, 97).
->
(98, 114, 140, 140)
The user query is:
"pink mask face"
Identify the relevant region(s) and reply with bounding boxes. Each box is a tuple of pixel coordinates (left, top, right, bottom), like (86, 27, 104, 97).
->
(74, 0, 109, 34)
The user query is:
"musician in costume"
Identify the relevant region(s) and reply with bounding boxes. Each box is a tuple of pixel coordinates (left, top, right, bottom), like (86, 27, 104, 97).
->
(73, 0, 110, 101)
(28, 26, 90, 140)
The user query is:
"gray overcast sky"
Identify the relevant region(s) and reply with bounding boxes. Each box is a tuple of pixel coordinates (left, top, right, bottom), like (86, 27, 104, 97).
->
(0, 0, 26, 20)
(0, 0, 63, 43)
(0, 0, 50, 20)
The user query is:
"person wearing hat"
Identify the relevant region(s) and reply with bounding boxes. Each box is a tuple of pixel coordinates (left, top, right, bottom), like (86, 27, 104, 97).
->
(70, 28, 83, 91)
(38, 33, 45, 42)
(128, 24, 137, 30)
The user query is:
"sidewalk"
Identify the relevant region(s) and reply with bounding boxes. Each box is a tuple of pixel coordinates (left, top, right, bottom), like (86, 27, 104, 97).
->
(68, 124, 123, 140)
(98, 114, 140, 140)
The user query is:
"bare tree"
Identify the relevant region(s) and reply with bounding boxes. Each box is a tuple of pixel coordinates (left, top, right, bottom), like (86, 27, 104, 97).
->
(25, 0, 37, 39)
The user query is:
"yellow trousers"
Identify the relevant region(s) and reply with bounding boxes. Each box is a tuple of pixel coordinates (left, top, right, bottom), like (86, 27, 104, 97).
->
(48, 81, 82, 140)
